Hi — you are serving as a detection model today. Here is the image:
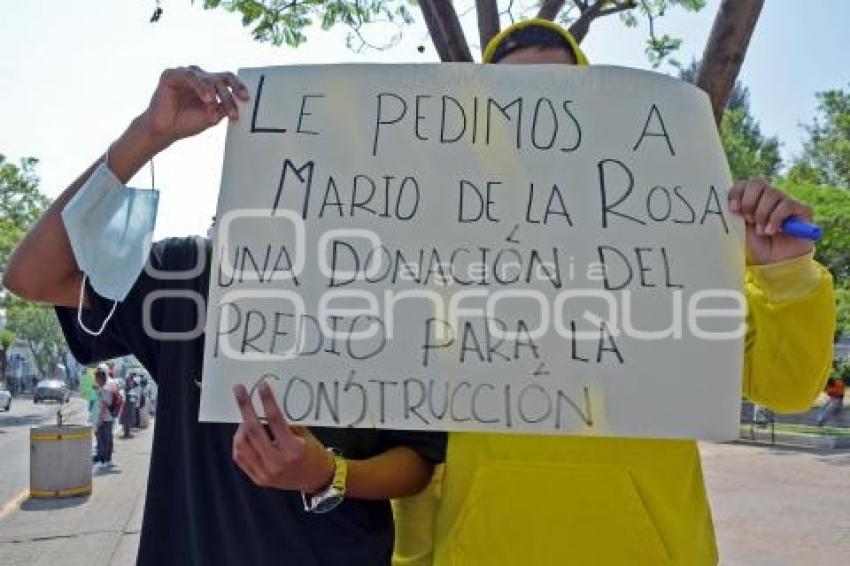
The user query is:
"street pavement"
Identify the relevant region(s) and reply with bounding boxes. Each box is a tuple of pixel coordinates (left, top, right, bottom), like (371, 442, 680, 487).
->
(703, 441, 850, 565)
(0, 395, 151, 566)
(0, 395, 90, 510)
(1, 403, 849, 564)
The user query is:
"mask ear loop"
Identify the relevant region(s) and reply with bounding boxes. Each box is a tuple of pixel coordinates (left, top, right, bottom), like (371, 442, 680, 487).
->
(104, 144, 156, 190)
(73, 145, 118, 336)
(77, 275, 118, 337)
(76, 144, 155, 337)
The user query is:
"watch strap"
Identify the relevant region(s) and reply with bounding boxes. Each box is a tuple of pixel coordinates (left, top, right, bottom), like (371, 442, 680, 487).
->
(302, 450, 347, 513)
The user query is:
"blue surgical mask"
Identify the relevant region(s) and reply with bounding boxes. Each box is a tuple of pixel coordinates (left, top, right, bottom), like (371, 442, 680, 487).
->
(61, 162, 159, 335)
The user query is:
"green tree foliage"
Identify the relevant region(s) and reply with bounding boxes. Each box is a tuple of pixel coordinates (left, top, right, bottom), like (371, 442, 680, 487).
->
(0, 329, 15, 384)
(5, 300, 67, 379)
(679, 61, 781, 181)
(788, 87, 850, 189)
(188, 1, 704, 65)
(780, 183, 850, 285)
(781, 181, 850, 339)
(836, 287, 850, 340)
(616, 0, 706, 68)
(199, 0, 414, 51)
(678, 59, 748, 110)
(0, 155, 48, 275)
(780, 88, 850, 338)
(0, 156, 67, 377)
(719, 108, 781, 181)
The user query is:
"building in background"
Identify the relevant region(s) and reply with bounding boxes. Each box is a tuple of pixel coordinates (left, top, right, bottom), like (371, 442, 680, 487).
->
(7, 339, 39, 394)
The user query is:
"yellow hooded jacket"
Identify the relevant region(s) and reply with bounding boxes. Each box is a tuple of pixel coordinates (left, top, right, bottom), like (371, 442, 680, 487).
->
(394, 254, 835, 565)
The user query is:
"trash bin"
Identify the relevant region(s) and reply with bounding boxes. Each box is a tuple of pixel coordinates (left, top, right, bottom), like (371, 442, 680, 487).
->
(30, 425, 92, 498)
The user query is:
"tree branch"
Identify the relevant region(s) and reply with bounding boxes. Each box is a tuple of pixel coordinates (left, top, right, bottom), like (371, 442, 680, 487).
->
(420, 0, 473, 62)
(640, 0, 658, 45)
(501, 0, 517, 24)
(695, 0, 765, 124)
(538, 0, 635, 44)
(567, 0, 607, 43)
(27, 339, 44, 379)
(537, 0, 567, 21)
(419, 1, 451, 61)
(476, 0, 500, 55)
(600, 2, 637, 17)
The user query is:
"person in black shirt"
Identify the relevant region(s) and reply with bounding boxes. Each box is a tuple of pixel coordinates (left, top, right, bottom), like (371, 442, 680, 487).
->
(4, 67, 445, 566)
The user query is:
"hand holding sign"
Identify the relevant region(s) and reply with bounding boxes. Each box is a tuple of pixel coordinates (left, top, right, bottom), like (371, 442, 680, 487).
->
(727, 179, 815, 265)
(232, 382, 334, 493)
(202, 64, 750, 441)
(138, 66, 250, 149)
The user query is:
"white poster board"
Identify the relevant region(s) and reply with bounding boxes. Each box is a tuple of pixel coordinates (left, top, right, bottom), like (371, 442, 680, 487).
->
(199, 64, 745, 441)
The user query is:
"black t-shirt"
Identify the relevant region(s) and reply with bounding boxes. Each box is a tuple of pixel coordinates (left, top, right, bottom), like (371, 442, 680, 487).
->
(56, 237, 446, 566)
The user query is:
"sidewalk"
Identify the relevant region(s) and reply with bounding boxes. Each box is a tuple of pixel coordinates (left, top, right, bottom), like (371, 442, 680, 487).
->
(0, 422, 152, 566)
(2, 424, 848, 564)
(703, 441, 850, 564)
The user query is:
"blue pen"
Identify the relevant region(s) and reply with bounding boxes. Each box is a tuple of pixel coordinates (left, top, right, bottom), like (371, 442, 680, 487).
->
(781, 217, 823, 241)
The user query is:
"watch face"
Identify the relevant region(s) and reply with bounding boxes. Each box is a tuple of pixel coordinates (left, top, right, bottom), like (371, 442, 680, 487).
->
(312, 489, 344, 514)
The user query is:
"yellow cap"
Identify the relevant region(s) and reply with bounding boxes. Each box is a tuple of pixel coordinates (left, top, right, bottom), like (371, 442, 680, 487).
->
(482, 18, 589, 66)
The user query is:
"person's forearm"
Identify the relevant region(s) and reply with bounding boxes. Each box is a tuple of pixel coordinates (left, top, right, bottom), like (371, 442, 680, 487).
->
(3, 116, 169, 306)
(346, 446, 435, 500)
(747, 252, 820, 301)
(742, 259, 835, 412)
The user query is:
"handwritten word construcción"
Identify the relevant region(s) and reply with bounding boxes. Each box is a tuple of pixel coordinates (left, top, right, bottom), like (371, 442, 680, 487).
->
(256, 371, 595, 432)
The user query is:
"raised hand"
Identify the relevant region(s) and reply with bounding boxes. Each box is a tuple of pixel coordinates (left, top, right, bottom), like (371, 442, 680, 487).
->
(728, 179, 814, 265)
(232, 381, 334, 493)
(138, 66, 250, 147)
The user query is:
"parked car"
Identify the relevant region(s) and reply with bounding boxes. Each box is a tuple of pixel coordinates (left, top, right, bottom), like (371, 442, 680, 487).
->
(33, 379, 70, 404)
(0, 384, 11, 411)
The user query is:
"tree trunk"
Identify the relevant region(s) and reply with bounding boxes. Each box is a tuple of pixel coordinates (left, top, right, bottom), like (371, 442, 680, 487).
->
(695, 0, 765, 124)
(538, 0, 567, 21)
(419, 0, 473, 62)
(475, 0, 501, 55)
(569, 5, 605, 43)
(422, 0, 762, 123)
(28, 340, 46, 379)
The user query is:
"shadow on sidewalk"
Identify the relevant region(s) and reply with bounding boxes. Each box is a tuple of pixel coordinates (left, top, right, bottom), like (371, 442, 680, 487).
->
(20, 495, 90, 512)
(733, 440, 850, 463)
(817, 452, 850, 468)
(93, 466, 123, 476)
(0, 414, 49, 428)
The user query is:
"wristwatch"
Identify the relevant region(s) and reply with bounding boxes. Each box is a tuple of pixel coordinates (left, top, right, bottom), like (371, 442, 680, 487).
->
(301, 448, 347, 514)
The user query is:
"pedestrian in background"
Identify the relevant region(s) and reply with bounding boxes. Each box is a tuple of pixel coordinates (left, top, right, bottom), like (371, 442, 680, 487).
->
(94, 368, 115, 470)
(131, 377, 142, 427)
(3, 63, 445, 565)
(120, 376, 136, 439)
(138, 376, 150, 428)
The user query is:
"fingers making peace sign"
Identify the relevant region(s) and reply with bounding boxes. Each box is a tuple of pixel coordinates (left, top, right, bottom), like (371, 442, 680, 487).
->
(232, 381, 335, 494)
